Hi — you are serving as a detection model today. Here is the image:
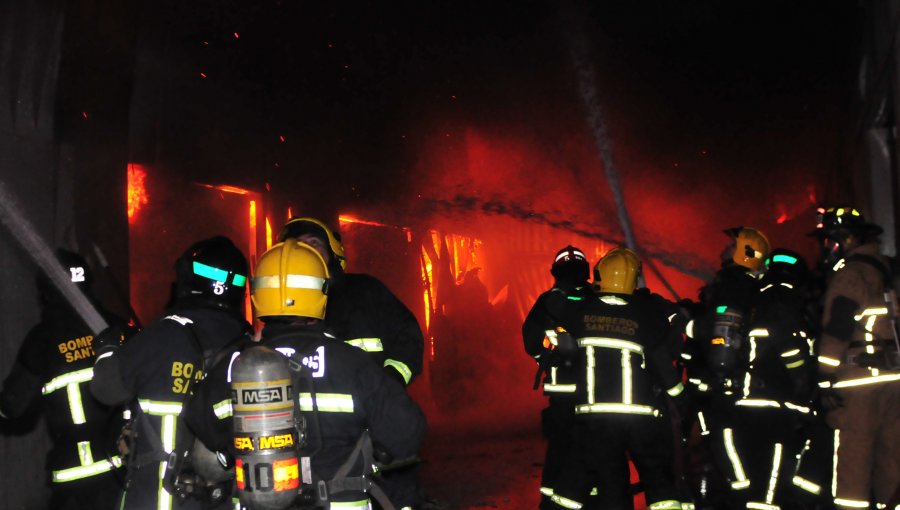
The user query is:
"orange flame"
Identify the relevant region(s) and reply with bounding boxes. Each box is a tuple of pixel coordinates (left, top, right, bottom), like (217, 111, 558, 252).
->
(127, 164, 149, 222)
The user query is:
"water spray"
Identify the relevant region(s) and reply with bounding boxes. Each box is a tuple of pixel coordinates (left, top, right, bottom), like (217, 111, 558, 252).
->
(0, 180, 109, 334)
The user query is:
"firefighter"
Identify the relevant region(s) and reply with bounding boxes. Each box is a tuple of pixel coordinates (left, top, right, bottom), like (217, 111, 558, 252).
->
(811, 206, 900, 510)
(278, 217, 429, 509)
(682, 226, 769, 508)
(523, 246, 631, 508)
(723, 248, 818, 509)
(543, 248, 684, 510)
(182, 239, 427, 510)
(0, 249, 130, 510)
(90, 236, 251, 510)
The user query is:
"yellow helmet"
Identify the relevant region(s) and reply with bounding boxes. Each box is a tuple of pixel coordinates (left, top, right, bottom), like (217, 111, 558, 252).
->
(251, 241, 330, 320)
(277, 217, 347, 270)
(593, 247, 641, 294)
(726, 227, 770, 272)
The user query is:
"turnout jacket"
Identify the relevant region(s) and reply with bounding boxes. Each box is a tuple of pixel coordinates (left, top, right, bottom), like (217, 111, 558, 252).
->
(0, 307, 127, 483)
(819, 242, 900, 388)
(559, 291, 681, 417)
(326, 271, 424, 386)
(91, 306, 248, 507)
(183, 322, 427, 484)
(522, 281, 592, 397)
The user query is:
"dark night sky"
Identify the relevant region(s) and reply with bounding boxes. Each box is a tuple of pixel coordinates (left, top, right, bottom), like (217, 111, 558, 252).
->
(139, 1, 859, 292)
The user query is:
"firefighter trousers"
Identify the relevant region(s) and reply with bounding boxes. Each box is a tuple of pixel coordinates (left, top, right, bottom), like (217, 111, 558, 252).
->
(825, 382, 900, 509)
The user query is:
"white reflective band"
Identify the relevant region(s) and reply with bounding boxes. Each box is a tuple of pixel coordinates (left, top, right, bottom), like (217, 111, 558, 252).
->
(600, 295, 628, 306)
(785, 359, 806, 369)
(819, 381, 833, 388)
(648, 501, 682, 509)
(681, 352, 693, 360)
(622, 350, 633, 404)
(252, 274, 326, 290)
(555, 249, 586, 262)
(590, 487, 598, 496)
(384, 359, 412, 384)
(818, 356, 841, 367)
(550, 494, 583, 509)
(732, 480, 751, 490)
(780, 282, 794, 289)
(51, 456, 122, 482)
(736, 399, 781, 408)
(724, 428, 748, 486)
(575, 403, 658, 415)
(330, 500, 371, 509)
(832, 430, 840, 498)
(685, 320, 695, 339)
(793, 476, 821, 495)
(42, 367, 94, 394)
(213, 399, 233, 419)
(749, 338, 758, 363)
(667, 313, 677, 323)
(545, 329, 558, 346)
(298, 393, 355, 413)
(780, 349, 801, 358)
(765, 443, 782, 504)
(578, 337, 643, 352)
(162, 414, 176, 453)
(783, 402, 810, 414)
(834, 498, 870, 508)
(666, 382, 685, 397)
(586, 346, 596, 404)
(833, 374, 900, 388)
(761, 284, 774, 292)
(749, 328, 769, 337)
(854, 307, 888, 320)
(95, 351, 114, 362)
(163, 314, 194, 326)
(346, 338, 384, 352)
(67, 383, 87, 425)
(540, 487, 554, 496)
(682, 504, 696, 510)
(543, 384, 577, 393)
(138, 400, 183, 416)
(77, 441, 93, 465)
(832, 259, 846, 272)
(697, 412, 708, 434)
(746, 504, 779, 509)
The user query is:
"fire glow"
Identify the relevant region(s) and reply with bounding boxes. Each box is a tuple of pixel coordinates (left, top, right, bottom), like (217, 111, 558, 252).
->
(127, 164, 149, 222)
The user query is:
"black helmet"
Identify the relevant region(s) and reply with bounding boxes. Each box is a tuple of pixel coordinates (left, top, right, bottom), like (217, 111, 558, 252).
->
(551, 245, 590, 283)
(174, 236, 248, 313)
(278, 217, 346, 271)
(809, 206, 883, 239)
(762, 248, 809, 287)
(37, 249, 95, 311)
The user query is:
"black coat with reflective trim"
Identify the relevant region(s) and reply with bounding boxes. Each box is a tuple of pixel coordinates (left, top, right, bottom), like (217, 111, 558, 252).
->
(0, 307, 127, 473)
(326, 272, 424, 384)
(183, 322, 427, 481)
(558, 292, 677, 413)
(91, 306, 248, 465)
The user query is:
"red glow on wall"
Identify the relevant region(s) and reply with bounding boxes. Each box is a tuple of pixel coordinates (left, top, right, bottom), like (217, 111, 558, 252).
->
(339, 214, 393, 229)
(776, 211, 788, 224)
(127, 164, 149, 223)
(195, 182, 251, 195)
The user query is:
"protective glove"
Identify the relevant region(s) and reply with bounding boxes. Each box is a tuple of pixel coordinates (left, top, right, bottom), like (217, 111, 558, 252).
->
(93, 325, 126, 357)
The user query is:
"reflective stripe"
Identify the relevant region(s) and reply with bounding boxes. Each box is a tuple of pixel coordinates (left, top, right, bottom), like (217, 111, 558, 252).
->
(834, 498, 870, 508)
(680, 352, 693, 360)
(765, 443, 782, 504)
(697, 412, 709, 435)
(330, 500, 370, 509)
(78, 441, 93, 466)
(159, 414, 177, 510)
(138, 400, 183, 416)
(832, 430, 840, 498)
(96, 351, 114, 362)
(783, 402, 810, 414)
(252, 274, 326, 290)
(550, 493, 583, 509)
(622, 350, 633, 404)
(792, 476, 821, 495)
(685, 320, 695, 339)
(854, 307, 888, 319)
(575, 403, 658, 415)
(578, 337, 643, 352)
(724, 428, 749, 488)
(749, 328, 769, 337)
(746, 504, 779, 509)
(780, 349, 801, 358)
(42, 368, 94, 394)
(648, 501, 682, 509)
(735, 399, 781, 408)
(345, 338, 384, 352)
(52, 456, 122, 482)
(818, 356, 841, 367)
(543, 384, 577, 393)
(666, 382, 685, 397)
(213, 399, 233, 419)
(298, 393, 355, 413)
(785, 359, 806, 369)
(833, 374, 900, 388)
(586, 346, 596, 403)
(545, 329, 558, 346)
(540, 487, 554, 496)
(384, 359, 412, 385)
(67, 383, 87, 425)
(599, 295, 628, 306)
